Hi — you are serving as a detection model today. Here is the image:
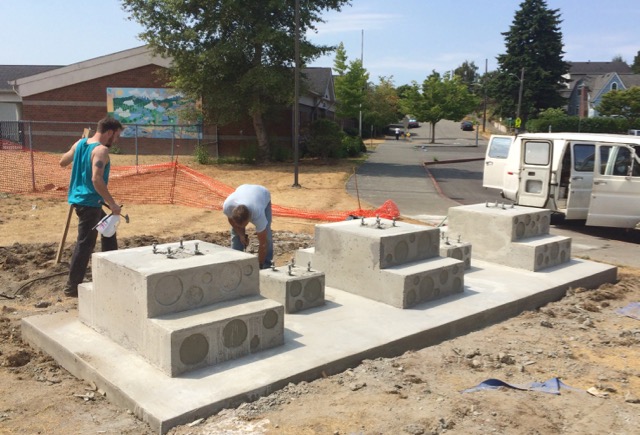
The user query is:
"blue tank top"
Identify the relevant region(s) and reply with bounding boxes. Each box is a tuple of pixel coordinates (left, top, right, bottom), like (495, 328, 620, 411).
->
(67, 138, 110, 207)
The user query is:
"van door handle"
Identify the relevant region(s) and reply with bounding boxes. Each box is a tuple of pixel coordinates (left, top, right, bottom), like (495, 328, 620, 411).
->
(593, 181, 607, 185)
(485, 161, 493, 166)
(571, 176, 583, 180)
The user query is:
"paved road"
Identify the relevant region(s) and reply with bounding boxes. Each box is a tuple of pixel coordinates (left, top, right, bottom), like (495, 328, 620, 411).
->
(347, 120, 640, 269)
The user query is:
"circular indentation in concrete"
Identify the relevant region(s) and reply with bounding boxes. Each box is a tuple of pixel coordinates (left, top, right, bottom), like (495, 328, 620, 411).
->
(219, 264, 242, 293)
(409, 234, 416, 243)
(550, 243, 559, 260)
(186, 285, 204, 306)
(201, 272, 213, 284)
(303, 279, 322, 302)
(452, 264, 460, 275)
(535, 214, 540, 221)
(420, 276, 434, 299)
(439, 270, 449, 285)
(524, 215, 531, 225)
(537, 253, 544, 267)
(385, 253, 393, 263)
(394, 240, 409, 263)
(516, 221, 526, 239)
(513, 217, 519, 225)
(417, 233, 431, 254)
(243, 264, 254, 276)
(290, 281, 302, 297)
(295, 300, 304, 311)
(263, 310, 279, 329)
(451, 248, 463, 261)
(560, 250, 567, 263)
(155, 275, 183, 306)
(541, 215, 550, 227)
(223, 319, 247, 348)
(453, 277, 463, 292)
(406, 289, 417, 306)
(250, 335, 260, 351)
(413, 276, 420, 285)
(179, 333, 209, 365)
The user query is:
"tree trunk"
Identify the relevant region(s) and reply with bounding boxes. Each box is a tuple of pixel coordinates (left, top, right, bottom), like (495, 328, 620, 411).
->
(251, 111, 270, 162)
(430, 121, 436, 144)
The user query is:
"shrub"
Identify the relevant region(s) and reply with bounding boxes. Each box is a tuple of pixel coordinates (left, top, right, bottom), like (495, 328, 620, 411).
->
(193, 143, 209, 164)
(341, 135, 365, 157)
(306, 119, 343, 160)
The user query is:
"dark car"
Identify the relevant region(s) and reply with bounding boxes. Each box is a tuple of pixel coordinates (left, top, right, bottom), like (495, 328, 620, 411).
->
(408, 119, 420, 128)
(461, 120, 474, 131)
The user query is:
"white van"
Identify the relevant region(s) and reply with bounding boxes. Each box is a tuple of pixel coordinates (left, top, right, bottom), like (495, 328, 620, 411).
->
(629, 129, 640, 136)
(483, 132, 640, 228)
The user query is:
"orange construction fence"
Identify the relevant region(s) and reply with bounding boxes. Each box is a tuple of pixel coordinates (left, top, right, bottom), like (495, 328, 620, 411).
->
(0, 149, 400, 222)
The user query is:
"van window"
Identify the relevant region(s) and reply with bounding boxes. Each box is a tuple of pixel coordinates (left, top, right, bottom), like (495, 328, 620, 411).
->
(488, 136, 512, 158)
(574, 144, 595, 172)
(599, 145, 640, 176)
(523, 141, 550, 165)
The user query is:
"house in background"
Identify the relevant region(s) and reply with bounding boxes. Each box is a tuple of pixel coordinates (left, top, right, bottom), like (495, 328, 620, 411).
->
(563, 61, 637, 118)
(1, 45, 336, 157)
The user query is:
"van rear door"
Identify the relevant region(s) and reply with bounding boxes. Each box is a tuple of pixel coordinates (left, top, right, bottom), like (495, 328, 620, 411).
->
(483, 135, 514, 189)
(517, 139, 553, 207)
(586, 143, 640, 228)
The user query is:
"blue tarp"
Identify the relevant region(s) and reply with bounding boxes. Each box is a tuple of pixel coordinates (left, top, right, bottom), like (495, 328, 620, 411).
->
(616, 302, 640, 320)
(462, 377, 581, 394)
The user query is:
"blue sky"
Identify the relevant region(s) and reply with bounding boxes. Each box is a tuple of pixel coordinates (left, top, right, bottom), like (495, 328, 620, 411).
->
(2, 0, 638, 86)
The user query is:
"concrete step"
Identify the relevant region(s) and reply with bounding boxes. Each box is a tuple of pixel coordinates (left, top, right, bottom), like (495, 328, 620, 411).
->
(381, 257, 465, 308)
(508, 234, 572, 271)
(259, 265, 325, 314)
(146, 295, 284, 376)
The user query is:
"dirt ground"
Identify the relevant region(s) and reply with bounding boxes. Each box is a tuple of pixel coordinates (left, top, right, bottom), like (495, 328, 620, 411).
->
(1, 152, 639, 435)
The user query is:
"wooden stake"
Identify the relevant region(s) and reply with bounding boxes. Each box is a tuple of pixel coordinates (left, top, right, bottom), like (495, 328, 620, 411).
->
(55, 128, 91, 263)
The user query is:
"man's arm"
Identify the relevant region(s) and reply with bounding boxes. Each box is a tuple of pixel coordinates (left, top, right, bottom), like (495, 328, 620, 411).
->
(228, 217, 249, 246)
(256, 229, 268, 266)
(59, 140, 80, 167)
(91, 146, 121, 215)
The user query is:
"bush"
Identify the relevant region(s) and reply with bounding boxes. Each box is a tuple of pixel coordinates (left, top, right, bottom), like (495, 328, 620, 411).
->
(526, 111, 630, 134)
(341, 135, 365, 157)
(239, 143, 258, 164)
(270, 143, 292, 162)
(193, 143, 209, 164)
(306, 119, 343, 160)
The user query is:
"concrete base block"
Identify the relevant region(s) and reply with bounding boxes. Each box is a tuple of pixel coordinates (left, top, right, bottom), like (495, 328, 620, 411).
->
(259, 265, 325, 313)
(439, 240, 472, 269)
(384, 257, 465, 308)
(146, 296, 284, 376)
(508, 235, 572, 271)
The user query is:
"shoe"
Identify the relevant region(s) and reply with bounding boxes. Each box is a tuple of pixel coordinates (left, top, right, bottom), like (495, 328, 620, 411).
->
(63, 285, 78, 298)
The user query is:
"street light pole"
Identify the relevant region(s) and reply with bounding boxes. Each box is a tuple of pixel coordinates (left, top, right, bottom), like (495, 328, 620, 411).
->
(292, 0, 301, 188)
(515, 67, 524, 134)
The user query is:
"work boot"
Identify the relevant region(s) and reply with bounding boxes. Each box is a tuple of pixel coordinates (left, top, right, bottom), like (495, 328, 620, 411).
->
(63, 284, 78, 298)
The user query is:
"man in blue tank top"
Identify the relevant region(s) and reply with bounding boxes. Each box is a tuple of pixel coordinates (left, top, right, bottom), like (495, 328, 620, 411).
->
(59, 117, 123, 297)
(223, 184, 273, 269)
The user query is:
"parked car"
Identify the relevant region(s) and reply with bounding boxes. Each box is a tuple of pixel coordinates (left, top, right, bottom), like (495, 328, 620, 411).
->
(461, 120, 474, 131)
(408, 119, 420, 128)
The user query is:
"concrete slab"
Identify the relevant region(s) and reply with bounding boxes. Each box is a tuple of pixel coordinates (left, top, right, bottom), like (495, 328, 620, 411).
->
(22, 258, 616, 434)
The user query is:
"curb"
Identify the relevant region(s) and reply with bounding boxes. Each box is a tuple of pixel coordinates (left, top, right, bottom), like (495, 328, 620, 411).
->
(423, 157, 485, 166)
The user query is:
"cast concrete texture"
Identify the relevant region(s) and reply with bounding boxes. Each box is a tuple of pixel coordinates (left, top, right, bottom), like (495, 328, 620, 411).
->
(22, 258, 616, 434)
(295, 218, 464, 308)
(259, 264, 325, 313)
(78, 241, 285, 377)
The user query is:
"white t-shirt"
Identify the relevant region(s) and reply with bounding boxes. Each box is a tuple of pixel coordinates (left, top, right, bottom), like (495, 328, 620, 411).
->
(222, 184, 271, 232)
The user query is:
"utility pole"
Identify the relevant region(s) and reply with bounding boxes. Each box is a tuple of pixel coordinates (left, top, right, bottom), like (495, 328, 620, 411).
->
(515, 67, 524, 135)
(482, 58, 488, 133)
(292, 0, 301, 188)
(358, 29, 363, 138)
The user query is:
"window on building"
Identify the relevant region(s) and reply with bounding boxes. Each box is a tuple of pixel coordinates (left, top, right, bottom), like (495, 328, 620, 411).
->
(611, 82, 618, 91)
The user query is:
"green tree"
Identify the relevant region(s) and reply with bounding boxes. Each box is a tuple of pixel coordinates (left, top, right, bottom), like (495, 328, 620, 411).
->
(611, 54, 625, 63)
(402, 71, 480, 143)
(363, 76, 400, 136)
(493, 0, 569, 124)
(333, 42, 349, 76)
(632, 50, 640, 74)
(121, 0, 351, 161)
(598, 87, 640, 125)
(335, 59, 369, 126)
(454, 60, 479, 92)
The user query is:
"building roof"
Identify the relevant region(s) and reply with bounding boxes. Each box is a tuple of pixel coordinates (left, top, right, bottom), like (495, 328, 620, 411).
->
(9, 46, 171, 97)
(568, 61, 632, 75)
(620, 74, 640, 88)
(0, 65, 63, 91)
(302, 67, 334, 99)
